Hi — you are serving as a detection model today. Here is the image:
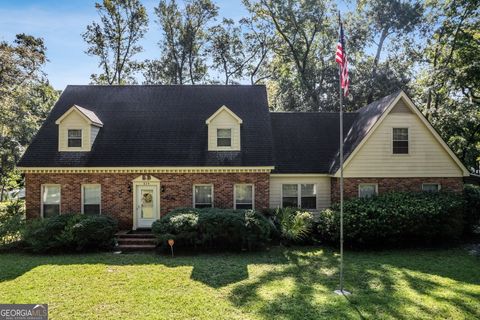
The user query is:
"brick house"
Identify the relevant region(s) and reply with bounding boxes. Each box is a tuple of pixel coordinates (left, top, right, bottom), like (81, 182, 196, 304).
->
(17, 86, 469, 230)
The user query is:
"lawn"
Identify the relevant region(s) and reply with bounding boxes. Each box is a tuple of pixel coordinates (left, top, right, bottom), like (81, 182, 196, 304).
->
(0, 246, 479, 319)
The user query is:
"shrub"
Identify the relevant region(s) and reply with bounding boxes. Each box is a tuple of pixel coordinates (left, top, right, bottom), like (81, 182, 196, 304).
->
(23, 213, 118, 253)
(273, 207, 313, 244)
(464, 184, 480, 236)
(0, 200, 25, 249)
(316, 192, 465, 248)
(152, 208, 271, 251)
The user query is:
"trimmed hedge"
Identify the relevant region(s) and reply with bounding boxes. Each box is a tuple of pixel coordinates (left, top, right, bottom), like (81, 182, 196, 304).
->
(316, 192, 465, 248)
(23, 214, 118, 253)
(152, 208, 271, 251)
(464, 184, 480, 235)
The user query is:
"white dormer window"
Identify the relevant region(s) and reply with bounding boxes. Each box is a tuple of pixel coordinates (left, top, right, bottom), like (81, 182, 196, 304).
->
(217, 128, 232, 147)
(206, 105, 243, 151)
(68, 129, 82, 147)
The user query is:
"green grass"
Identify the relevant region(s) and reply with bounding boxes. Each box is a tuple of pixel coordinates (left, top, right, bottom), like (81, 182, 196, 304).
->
(0, 247, 479, 319)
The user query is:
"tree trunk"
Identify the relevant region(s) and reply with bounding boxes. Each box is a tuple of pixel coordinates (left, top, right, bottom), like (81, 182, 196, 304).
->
(368, 28, 389, 104)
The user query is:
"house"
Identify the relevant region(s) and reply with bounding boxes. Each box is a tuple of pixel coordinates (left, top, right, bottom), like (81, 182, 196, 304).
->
(17, 85, 469, 230)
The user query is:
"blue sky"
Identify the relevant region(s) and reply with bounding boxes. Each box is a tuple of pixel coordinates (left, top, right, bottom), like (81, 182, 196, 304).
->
(0, 0, 250, 89)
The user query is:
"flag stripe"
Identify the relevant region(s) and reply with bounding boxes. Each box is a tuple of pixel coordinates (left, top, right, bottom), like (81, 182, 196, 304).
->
(335, 19, 349, 97)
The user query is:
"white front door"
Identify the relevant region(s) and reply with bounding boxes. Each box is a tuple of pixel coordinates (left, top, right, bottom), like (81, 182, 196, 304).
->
(136, 185, 159, 228)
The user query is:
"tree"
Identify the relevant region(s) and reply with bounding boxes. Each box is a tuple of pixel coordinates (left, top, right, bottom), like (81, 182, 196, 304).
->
(144, 0, 218, 84)
(0, 35, 59, 200)
(83, 0, 148, 85)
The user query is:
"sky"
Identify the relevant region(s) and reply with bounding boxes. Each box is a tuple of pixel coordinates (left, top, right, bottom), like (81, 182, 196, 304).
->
(0, 0, 250, 90)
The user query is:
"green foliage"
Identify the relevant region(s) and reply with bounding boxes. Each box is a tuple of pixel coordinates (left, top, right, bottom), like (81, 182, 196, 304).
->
(23, 214, 118, 253)
(152, 208, 271, 251)
(316, 192, 465, 248)
(83, 0, 149, 84)
(273, 207, 313, 243)
(464, 184, 480, 235)
(0, 200, 25, 248)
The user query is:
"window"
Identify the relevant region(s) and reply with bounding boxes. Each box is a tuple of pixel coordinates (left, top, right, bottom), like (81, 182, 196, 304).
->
(41, 185, 60, 218)
(358, 184, 378, 198)
(82, 184, 101, 214)
(301, 184, 317, 209)
(422, 183, 440, 192)
(282, 184, 317, 209)
(68, 129, 82, 147)
(194, 185, 213, 208)
(217, 128, 232, 147)
(235, 184, 254, 209)
(393, 128, 408, 154)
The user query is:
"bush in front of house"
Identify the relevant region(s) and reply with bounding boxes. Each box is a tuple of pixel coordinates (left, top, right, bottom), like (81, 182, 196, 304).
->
(0, 200, 25, 249)
(464, 184, 480, 236)
(23, 213, 118, 253)
(152, 208, 271, 251)
(271, 207, 314, 244)
(315, 192, 465, 248)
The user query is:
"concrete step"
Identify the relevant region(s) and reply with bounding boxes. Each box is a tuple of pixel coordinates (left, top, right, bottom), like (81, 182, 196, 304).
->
(116, 233, 156, 239)
(117, 238, 156, 246)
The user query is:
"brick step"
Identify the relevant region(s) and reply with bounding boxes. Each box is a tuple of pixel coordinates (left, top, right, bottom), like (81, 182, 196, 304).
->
(116, 244, 156, 252)
(117, 238, 156, 246)
(116, 233, 156, 239)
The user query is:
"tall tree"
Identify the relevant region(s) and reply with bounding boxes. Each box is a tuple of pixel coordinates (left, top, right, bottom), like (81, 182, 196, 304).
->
(83, 0, 148, 85)
(0, 34, 59, 200)
(144, 0, 218, 84)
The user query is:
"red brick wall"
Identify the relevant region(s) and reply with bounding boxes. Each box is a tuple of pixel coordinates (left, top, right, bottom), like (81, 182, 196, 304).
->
(25, 172, 269, 229)
(331, 177, 464, 203)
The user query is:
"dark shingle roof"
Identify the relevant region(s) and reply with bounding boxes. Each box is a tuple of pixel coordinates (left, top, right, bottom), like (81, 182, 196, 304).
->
(271, 112, 358, 173)
(18, 85, 274, 167)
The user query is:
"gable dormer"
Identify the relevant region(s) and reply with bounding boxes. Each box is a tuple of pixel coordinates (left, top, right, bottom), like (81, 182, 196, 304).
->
(55, 105, 103, 152)
(206, 105, 243, 151)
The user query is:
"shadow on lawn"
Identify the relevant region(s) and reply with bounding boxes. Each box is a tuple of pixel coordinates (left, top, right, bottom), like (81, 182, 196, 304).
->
(0, 247, 479, 319)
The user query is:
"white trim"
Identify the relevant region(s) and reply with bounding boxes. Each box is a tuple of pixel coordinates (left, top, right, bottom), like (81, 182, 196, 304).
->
(270, 174, 330, 177)
(193, 184, 214, 208)
(81, 184, 101, 214)
(422, 183, 441, 192)
(280, 183, 317, 210)
(55, 105, 103, 127)
(205, 105, 243, 124)
(18, 166, 274, 174)
(234, 184, 255, 209)
(334, 91, 470, 177)
(358, 183, 378, 198)
(132, 175, 160, 230)
(40, 184, 61, 218)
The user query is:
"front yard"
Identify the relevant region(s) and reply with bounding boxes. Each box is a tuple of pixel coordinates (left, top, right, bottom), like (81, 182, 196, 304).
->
(0, 246, 479, 319)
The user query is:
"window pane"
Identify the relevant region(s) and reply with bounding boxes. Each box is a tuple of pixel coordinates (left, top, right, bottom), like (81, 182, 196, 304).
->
(217, 129, 231, 138)
(393, 128, 408, 154)
(282, 197, 298, 208)
(236, 185, 252, 204)
(83, 185, 101, 204)
(68, 129, 82, 138)
(300, 184, 316, 209)
(282, 184, 298, 197)
(43, 186, 60, 204)
(236, 203, 253, 210)
(393, 141, 409, 154)
(68, 129, 82, 147)
(43, 204, 59, 218)
(195, 185, 212, 207)
(393, 128, 408, 140)
(359, 184, 377, 198)
(84, 204, 100, 215)
(422, 184, 440, 192)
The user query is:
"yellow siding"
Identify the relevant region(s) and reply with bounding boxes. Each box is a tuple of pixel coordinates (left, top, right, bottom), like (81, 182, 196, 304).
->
(207, 110, 241, 151)
(58, 110, 91, 151)
(344, 103, 463, 177)
(269, 175, 331, 210)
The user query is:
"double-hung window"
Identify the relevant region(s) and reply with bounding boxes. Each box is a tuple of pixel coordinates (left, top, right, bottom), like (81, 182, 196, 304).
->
(41, 185, 60, 218)
(194, 185, 213, 208)
(235, 184, 254, 209)
(281, 184, 317, 209)
(68, 129, 82, 147)
(358, 184, 378, 198)
(217, 128, 232, 147)
(82, 184, 101, 214)
(422, 183, 440, 193)
(393, 128, 409, 154)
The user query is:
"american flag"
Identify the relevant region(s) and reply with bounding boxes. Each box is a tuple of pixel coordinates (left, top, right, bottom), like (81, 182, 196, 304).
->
(335, 16, 349, 96)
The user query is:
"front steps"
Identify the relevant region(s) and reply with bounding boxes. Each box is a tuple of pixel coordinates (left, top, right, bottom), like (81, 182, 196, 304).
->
(115, 230, 156, 252)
